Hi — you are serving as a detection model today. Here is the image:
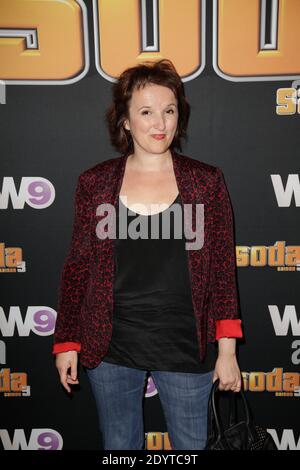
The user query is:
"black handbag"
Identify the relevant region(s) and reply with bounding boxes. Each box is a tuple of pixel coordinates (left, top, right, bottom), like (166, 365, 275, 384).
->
(204, 378, 278, 450)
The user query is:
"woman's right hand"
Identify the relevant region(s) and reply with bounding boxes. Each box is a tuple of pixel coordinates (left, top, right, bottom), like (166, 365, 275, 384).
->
(55, 350, 79, 393)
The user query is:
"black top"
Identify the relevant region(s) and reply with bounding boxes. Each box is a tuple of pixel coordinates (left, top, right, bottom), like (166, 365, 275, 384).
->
(101, 193, 217, 373)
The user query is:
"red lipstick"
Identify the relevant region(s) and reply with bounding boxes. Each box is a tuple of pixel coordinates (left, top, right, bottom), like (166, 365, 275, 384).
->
(151, 134, 166, 140)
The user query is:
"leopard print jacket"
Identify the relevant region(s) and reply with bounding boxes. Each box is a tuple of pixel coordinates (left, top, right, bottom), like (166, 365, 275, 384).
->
(52, 148, 242, 368)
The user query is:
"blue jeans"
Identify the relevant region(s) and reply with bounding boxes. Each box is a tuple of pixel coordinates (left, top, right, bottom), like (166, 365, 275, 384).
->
(85, 361, 214, 450)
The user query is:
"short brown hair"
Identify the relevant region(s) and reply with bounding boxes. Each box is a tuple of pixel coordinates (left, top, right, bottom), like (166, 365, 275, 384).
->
(105, 59, 190, 155)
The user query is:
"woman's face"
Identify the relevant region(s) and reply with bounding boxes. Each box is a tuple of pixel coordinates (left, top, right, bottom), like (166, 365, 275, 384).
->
(123, 83, 179, 156)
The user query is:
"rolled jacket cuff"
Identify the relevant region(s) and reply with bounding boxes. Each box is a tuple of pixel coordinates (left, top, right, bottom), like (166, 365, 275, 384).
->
(215, 319, 243, 340)
(52, 342, 81, 355)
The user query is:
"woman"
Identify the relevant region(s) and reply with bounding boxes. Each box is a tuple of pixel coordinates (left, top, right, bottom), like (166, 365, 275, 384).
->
(52, 59, 243, 450)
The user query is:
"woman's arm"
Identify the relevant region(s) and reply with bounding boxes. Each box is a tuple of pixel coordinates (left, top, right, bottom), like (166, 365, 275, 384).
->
(210, 167, 243, 391)
(217, 337, 236, 356)
(210, 167, 240, 323)
(52, 173, 92, 349)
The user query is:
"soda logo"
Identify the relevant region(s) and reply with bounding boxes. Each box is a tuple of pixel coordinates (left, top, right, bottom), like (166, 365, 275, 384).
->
(0, 306, 57, 337)
(0, 177, 55, 209)
(0, 243, 25, 272)
(0, 429, 63, 450)
(0, 0, 299, 84)
(144, 432, 172, 451)
(0, 368, 30, 396)
(236, 241, 300, 268)
(242, 368, 300, 395)
(277, 88, 300, 115)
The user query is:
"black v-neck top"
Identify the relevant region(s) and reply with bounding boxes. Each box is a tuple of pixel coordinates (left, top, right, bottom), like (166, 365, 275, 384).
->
(101, 193, 217, 373)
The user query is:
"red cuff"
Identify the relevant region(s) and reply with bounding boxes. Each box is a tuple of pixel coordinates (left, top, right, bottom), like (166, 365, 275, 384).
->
(215, 319, 243, 340)
(52, 342, 81, 354)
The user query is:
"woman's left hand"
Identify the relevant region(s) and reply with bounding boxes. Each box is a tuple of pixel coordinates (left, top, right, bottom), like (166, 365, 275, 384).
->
(212, 353, 242, 392)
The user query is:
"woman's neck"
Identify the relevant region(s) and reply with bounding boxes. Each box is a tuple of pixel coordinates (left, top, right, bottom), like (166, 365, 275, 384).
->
(126, 150, 173, 173)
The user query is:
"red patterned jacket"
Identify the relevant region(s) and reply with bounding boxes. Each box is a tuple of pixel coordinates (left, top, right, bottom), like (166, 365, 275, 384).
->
(52, 149, 243, 368)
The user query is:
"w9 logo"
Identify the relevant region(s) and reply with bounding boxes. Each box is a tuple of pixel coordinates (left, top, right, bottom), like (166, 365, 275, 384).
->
(0, 0, 299, 85)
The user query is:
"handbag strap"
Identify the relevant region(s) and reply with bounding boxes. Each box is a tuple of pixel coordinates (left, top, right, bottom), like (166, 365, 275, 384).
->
(207, 378, 256, 441)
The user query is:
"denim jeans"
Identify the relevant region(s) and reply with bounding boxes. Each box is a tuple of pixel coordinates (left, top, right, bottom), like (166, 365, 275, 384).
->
(85, 360, 214, 450)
